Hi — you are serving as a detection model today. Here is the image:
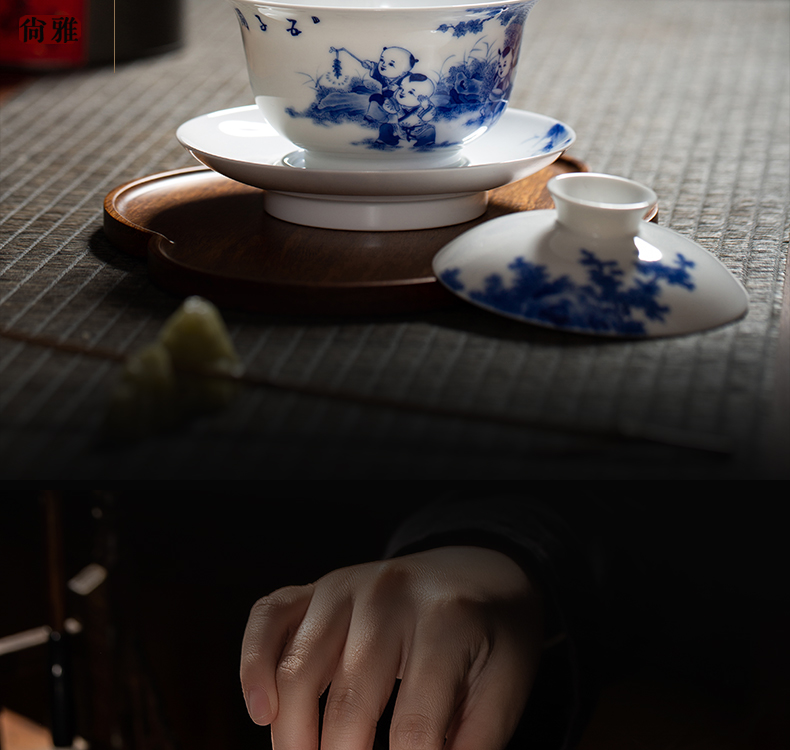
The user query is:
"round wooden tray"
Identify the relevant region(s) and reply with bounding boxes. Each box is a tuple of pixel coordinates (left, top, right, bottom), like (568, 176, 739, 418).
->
(104, 157, 595, 315)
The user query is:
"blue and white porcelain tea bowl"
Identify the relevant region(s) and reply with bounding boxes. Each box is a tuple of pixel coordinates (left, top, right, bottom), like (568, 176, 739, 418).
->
(229, 0, 539, 169)
(433, 173, 749, 337)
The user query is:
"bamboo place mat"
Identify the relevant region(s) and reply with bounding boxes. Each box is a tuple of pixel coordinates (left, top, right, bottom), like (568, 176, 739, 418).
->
(1, 0, 788, 479)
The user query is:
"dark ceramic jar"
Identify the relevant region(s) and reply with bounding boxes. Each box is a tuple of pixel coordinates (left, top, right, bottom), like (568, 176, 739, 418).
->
(0, 0, 183, 70)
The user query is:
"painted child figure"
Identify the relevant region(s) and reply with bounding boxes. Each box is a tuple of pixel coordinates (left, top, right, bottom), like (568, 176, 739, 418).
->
(376, 74, 437, 148)
(486, 45, 516, 119)
(362, 46, 419, 124)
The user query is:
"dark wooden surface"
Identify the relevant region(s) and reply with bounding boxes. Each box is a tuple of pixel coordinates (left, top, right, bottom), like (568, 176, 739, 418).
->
(103, 158, 599, 315)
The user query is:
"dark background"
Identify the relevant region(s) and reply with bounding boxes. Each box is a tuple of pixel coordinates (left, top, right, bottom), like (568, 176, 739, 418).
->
(1, 487, 788, 750)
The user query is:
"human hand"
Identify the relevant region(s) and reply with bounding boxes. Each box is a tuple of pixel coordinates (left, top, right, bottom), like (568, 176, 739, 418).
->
(240, 545, 544, 750)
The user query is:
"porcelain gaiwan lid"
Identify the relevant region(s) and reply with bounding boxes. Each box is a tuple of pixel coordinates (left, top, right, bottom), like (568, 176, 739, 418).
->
(433, 173, 749, 338)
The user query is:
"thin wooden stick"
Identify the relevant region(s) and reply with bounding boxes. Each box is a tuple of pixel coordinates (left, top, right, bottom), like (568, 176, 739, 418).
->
(1, 327, 733, 455)
(43, 490, 66, 632)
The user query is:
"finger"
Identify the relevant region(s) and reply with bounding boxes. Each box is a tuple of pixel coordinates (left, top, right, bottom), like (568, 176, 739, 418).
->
(388, 612, 473, 750)
(445, 597, 542, 750)
(241, 585, 314, 726)
(319, 596, 405, 750)
(444, 649, 535, 750)
(270, 581, 355, 750)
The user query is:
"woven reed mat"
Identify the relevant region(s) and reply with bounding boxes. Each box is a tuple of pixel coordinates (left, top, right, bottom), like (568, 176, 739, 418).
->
(1, 0, 788, 479)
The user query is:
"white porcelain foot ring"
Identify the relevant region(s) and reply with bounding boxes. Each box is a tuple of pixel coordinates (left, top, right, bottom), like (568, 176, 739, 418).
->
(175, 106, 575, 231)
(264, 191, 489, 231)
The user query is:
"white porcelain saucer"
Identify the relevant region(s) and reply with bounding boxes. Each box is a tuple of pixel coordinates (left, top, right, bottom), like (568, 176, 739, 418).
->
(433, 174, 749, 338)
(175, 105, 575, 231)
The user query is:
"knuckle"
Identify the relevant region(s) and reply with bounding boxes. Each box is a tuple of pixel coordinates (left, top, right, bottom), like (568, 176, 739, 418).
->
(275, 645, 311, 683)
(390, 713, 443, 750)
(251, 584, 310, 615)
(240, 648, 262, 675)
(242, 585, 311, 664)
(365, 559, 413, 605)
(374, 559, 411, 587)
(314, 564, 364, 598)
(324, 684, 375, 730)
(246, 587, 304, 634)
(423, 596, 489, 644)
(419, 597, 474, 637)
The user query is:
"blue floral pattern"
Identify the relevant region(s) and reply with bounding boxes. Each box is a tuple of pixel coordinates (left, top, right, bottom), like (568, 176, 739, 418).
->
(436, 3, 534, 36)
(441, 250, 697, 336)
